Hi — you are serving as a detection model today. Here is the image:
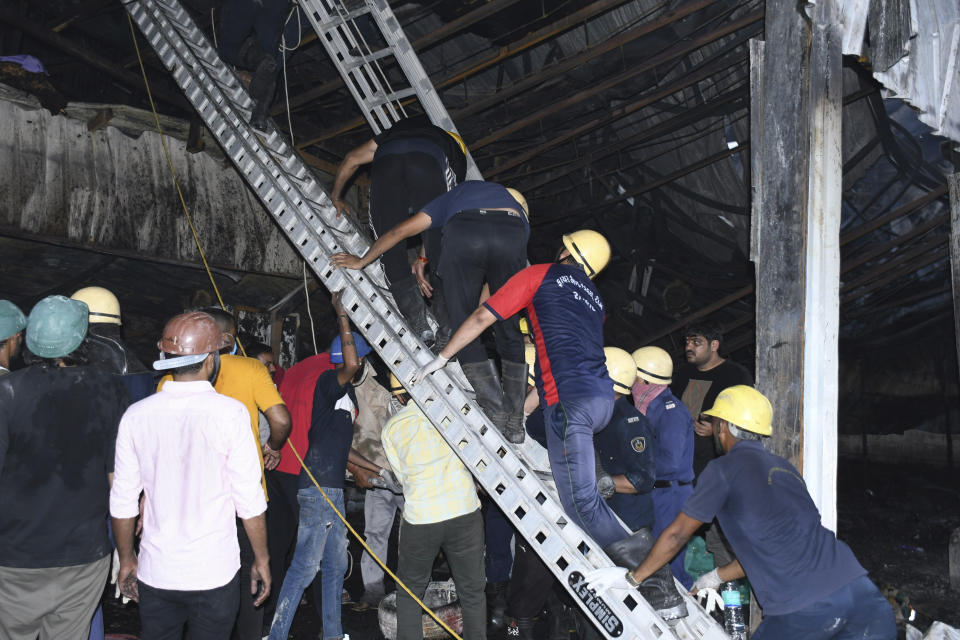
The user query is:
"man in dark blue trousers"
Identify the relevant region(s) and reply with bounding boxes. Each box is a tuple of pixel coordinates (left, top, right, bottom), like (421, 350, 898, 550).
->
(587, 386, 896, 640)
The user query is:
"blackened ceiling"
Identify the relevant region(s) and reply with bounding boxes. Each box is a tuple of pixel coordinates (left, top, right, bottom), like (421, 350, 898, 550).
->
(0, 0, 956, 369)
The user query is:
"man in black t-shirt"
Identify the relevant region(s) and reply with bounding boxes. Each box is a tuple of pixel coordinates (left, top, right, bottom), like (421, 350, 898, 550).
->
(267, 292, 394, 640)
(671, 321, 753, 477)
(0, 296, 129, 639)
(330, 116, 468, 346)
(670, 320, 752, 567)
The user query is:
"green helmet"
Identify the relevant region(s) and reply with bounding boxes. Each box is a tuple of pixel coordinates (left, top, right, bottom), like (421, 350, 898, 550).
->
(26, 296, 89, 359)
(0, 300, 27, 341)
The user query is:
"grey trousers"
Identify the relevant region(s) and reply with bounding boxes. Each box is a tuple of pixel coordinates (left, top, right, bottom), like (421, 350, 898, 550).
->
(704, 520, 736, 567)
(396, 509, 486, 640)
(0, 554, 110, 640)
(361, 487, 404, 600)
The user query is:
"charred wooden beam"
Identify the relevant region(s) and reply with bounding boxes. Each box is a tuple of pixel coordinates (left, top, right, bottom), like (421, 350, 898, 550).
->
(535, 143, 747, 227)
(750, 0, 844, 533)
(296, 0, 717, 145)
(517, 89, 748, 194)
(841, 184, 949, 246)
(472, 10, 763, 152)
(483, 48, 751, 179)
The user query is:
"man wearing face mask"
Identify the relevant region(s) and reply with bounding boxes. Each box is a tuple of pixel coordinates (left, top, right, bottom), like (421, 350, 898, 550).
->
(157, 306, 291, 639)
(111, 311, 270, 639)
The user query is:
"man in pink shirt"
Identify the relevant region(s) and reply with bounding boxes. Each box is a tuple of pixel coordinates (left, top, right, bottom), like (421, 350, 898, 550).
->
(110, 311, 270, 639)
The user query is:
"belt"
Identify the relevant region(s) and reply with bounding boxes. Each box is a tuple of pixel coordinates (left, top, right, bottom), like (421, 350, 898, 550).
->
(653, 480, 692, 489)
(459, 207, 522, 218)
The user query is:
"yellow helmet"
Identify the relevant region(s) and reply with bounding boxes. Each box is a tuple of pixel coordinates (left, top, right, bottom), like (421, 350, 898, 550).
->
(702, 385, 772, 436)
(446, 130, 467, 156)
(388, 372, 406, 396)
(525, 343, 537, 387)
(506, 187, 529, 220)
(70, 286, 121, 325)
(562, 229, 610, 278)
(631, 346, 673, 385)
(519, 317, 530, 335)
(603, 347, 637, 395)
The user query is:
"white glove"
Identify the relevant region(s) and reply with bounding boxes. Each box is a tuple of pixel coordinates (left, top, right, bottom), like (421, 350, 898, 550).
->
(411, 354, 448, 385)
(582, 566, 634, 593)
(695, 587, 724, 615)
(110, 549, 130, 604)
(692, 567, 721, 593)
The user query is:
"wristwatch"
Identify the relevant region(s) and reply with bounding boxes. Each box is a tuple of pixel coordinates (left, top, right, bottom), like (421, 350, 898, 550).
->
(624, 570, 640, 588)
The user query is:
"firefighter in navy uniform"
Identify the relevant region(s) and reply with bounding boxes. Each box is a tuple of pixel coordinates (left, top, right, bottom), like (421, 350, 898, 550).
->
(592, 347, 686, 623)
(631, 345, 695, 588)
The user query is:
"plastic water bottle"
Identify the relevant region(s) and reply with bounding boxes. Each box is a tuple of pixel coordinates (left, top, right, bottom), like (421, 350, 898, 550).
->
(721, 581, 747, 639)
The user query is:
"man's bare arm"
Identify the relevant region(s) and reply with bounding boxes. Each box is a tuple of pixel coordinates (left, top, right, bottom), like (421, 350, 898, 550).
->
(331, 139, 377, 215)
(240, 513, 271, 607)
(112, 516, 139, 602)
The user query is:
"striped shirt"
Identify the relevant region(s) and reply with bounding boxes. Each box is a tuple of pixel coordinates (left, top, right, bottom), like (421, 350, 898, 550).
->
(381, 403, 479, 525)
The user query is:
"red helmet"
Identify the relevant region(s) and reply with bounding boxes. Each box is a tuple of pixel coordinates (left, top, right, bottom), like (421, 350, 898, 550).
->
(154, 312, 233, 370)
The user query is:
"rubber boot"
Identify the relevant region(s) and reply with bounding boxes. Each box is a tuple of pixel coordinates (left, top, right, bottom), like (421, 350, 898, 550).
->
(390, 278, 434, 347)
(427, 277, 452, 352)
(237, 36, 278, 130)
(485, 581, 509, 634)
(603, 529, 688, 621)
(505, 617, 535, 640)
(459, 360, 505, 424)
(499, 360, 528, 443)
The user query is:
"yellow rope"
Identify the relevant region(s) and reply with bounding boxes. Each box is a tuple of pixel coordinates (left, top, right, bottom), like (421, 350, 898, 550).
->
(127, 15, 462, 638)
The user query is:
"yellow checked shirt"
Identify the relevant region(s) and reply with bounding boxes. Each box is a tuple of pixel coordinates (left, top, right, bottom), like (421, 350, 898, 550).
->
(381, 403, 480, 525)
(159, 354, 284, 498)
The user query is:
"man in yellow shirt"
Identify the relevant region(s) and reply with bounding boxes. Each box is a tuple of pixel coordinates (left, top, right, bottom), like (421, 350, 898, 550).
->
(159, 307, 291, 640)
(381, 378, 485, 640)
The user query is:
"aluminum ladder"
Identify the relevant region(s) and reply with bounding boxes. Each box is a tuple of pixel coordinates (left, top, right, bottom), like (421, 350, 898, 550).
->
(297, 0, 482, 180)
(122, 1, 726, 637)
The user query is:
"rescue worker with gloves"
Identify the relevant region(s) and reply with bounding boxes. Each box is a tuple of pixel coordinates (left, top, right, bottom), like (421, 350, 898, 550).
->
(631, 345, 695, 588)
(331, 180, 530, 444)
(584, 385, 896, 639)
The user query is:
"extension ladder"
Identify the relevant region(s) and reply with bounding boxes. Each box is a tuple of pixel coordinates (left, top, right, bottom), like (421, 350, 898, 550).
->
(122, 1, 725, 638)
(297, 0, 482, 180)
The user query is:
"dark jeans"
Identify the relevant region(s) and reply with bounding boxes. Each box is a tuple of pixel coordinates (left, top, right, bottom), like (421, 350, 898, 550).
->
(483, 502, 514, 583)
(396, 510, 486, 640)
(232, 522, 262, 640)
(507, 538, 551, 618)
(438, 211, 527, 364)
(138, 572, 240, 640)
(544, 397, 623, 548)
(753, 576, 896, 640)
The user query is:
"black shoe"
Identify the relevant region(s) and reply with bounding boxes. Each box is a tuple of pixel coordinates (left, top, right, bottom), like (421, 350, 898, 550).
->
(486, 581, 509, 633)
(504, 617, 535, 640)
